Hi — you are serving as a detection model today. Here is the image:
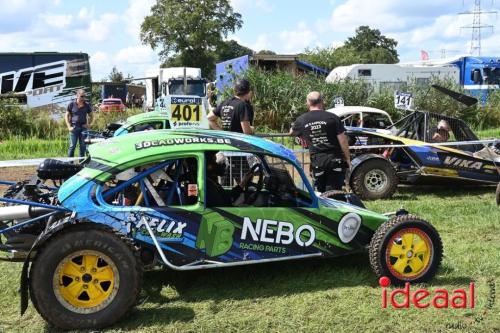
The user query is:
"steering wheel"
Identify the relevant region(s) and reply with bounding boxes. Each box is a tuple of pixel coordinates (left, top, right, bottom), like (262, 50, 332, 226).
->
(243, 163, 264, 204)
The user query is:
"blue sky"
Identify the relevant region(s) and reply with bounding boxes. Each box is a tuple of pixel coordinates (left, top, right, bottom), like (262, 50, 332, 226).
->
(0, 0, 498, 80)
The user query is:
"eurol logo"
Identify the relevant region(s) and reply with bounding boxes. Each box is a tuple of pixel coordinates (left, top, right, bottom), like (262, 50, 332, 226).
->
(379, 277, 475, 309)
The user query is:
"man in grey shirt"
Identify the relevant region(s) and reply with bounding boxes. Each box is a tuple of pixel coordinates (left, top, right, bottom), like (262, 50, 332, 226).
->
(65, 89, 93, 157)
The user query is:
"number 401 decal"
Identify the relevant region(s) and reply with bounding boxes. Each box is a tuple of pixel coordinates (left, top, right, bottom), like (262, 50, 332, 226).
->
(171, 104, 201, 122)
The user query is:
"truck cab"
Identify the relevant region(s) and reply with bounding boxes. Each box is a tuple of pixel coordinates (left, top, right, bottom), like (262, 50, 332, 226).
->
(159, 67, 207, 97)
(451, 56, 500, 103)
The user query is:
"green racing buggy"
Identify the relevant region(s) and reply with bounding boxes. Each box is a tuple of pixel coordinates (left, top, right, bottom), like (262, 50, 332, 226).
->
(0, 129, 443, 330)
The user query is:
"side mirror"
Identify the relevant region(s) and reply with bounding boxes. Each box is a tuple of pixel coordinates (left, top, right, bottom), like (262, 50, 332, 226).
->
(472, 69, 481, 83)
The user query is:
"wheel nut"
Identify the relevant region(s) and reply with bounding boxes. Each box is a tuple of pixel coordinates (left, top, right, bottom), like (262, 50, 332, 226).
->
(94, 279, 99, 284)
(80, 267, 85, 272)
(83, 285, 88, 289)
(75, 277, 80, 282)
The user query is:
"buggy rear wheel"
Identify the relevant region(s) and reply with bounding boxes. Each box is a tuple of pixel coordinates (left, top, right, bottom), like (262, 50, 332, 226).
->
(29, 226, 142, 330)
(369, 215, 443, 285)
(351, 158, 398, 200)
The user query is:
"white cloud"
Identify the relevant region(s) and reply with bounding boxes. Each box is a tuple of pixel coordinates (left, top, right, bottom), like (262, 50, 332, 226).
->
(89, 51, 111, 81)
(90, 46, 160, 81)
(251, 34, 271, 51)
(123, 0, 156, 39)
(231, 0, 273, 13)
(77, 6, 95, 21)
(323, 0, 500, 61)
(42, 13, 73, 29)
(84, 14, 120, 42)
(330, 0, 406, 33)
(278, 22, 319, 53)
(115, 45, 155, 64)
(329, 0, 461, 34)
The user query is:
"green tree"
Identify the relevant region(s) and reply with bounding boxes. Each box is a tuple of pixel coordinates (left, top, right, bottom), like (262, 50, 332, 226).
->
(216, 39, 253, 62)
(300, 46, 361, 70)
(257, 50, 276, 55)
(108, 66, 124, 83)
(345, 26, 398, 63)
(299, 26, 399, 70)
(141, 0, 243, 78)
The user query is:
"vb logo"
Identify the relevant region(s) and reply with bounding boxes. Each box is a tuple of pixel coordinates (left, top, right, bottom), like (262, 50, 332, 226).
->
(196, 213, 235, 257)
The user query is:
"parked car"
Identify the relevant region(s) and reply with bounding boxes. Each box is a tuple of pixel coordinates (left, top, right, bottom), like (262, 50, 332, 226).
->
(99, 98, 126, 112)
(343, 85, 500, 200)
(326, 106, 394, 131)
(345, 110, 500, 199)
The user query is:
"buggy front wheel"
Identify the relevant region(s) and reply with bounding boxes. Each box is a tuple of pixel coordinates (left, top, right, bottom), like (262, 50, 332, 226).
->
(29, 225, 142, 330)
(369, 215, 443, 285)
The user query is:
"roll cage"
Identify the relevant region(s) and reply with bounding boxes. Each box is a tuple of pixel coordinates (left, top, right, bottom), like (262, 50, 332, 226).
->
(91, 149, 318, 210)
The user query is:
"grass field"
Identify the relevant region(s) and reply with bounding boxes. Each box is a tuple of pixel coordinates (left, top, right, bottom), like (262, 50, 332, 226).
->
(0, 186, 498, 332)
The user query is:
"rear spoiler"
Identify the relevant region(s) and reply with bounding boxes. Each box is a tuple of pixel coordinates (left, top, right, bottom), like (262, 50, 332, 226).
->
(431, 84, 478, 107)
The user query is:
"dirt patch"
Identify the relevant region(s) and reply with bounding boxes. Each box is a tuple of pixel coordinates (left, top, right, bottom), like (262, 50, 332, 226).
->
(0, 167, 36, 196)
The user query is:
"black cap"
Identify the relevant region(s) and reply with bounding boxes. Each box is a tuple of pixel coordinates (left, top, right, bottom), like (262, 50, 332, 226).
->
(234, 78, 251, 96)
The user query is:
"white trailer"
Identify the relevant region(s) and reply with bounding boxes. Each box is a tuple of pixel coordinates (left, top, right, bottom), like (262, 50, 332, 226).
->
(325, 64, 459, 90)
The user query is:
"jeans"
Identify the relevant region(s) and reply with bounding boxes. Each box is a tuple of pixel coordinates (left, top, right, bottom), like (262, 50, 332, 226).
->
(68, 126, 86, 157)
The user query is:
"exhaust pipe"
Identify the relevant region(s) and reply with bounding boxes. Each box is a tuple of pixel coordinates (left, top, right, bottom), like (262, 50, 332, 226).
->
(0, 205, 54, 221)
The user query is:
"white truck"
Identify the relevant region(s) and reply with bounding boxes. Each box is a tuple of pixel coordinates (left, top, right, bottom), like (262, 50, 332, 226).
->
(143, 67, 210, 129)
(144, 67, 208, 109)
(325, 64, 459, 91)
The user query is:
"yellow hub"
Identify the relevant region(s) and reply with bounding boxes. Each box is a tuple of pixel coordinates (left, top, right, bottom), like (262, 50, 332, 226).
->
(53, 250, 119, 313)
(386, 228, 432, 280)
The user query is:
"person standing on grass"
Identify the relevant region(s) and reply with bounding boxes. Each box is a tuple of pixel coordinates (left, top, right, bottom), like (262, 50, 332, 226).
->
(65, 89, 93, 157)
(207, 78, 254, 134)
(290, 91, 351, 192)
(207, 79, 254, 184)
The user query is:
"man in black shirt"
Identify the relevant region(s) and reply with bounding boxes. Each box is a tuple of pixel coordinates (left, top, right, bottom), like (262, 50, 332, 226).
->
(65, 89, 93, 157)
(208, 79, 254, 184)
(290, 91, 351, 192)
(208, 79, 254, 134)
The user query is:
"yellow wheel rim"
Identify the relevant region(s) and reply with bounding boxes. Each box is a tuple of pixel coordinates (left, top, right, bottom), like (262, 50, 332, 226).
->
(386, 228, 432, 280)
(53, 250, 119, 314)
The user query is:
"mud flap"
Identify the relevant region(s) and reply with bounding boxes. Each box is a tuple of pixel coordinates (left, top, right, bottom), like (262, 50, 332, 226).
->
(20, 238, 40, 315)
(19, 216, 73, 315)
(19, 254, 30, 315)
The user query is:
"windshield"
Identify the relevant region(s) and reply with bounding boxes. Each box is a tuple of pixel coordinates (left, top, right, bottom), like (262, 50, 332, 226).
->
(484, 67, 500, 85)
(168, 79, 206, 97)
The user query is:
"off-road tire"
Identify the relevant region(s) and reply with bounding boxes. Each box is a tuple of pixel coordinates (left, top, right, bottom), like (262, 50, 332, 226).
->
(351, 159, 398, 200)
(496, 182, 500, 205)
(369, 214, 443, 285)
(29, 224, 142, 330)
